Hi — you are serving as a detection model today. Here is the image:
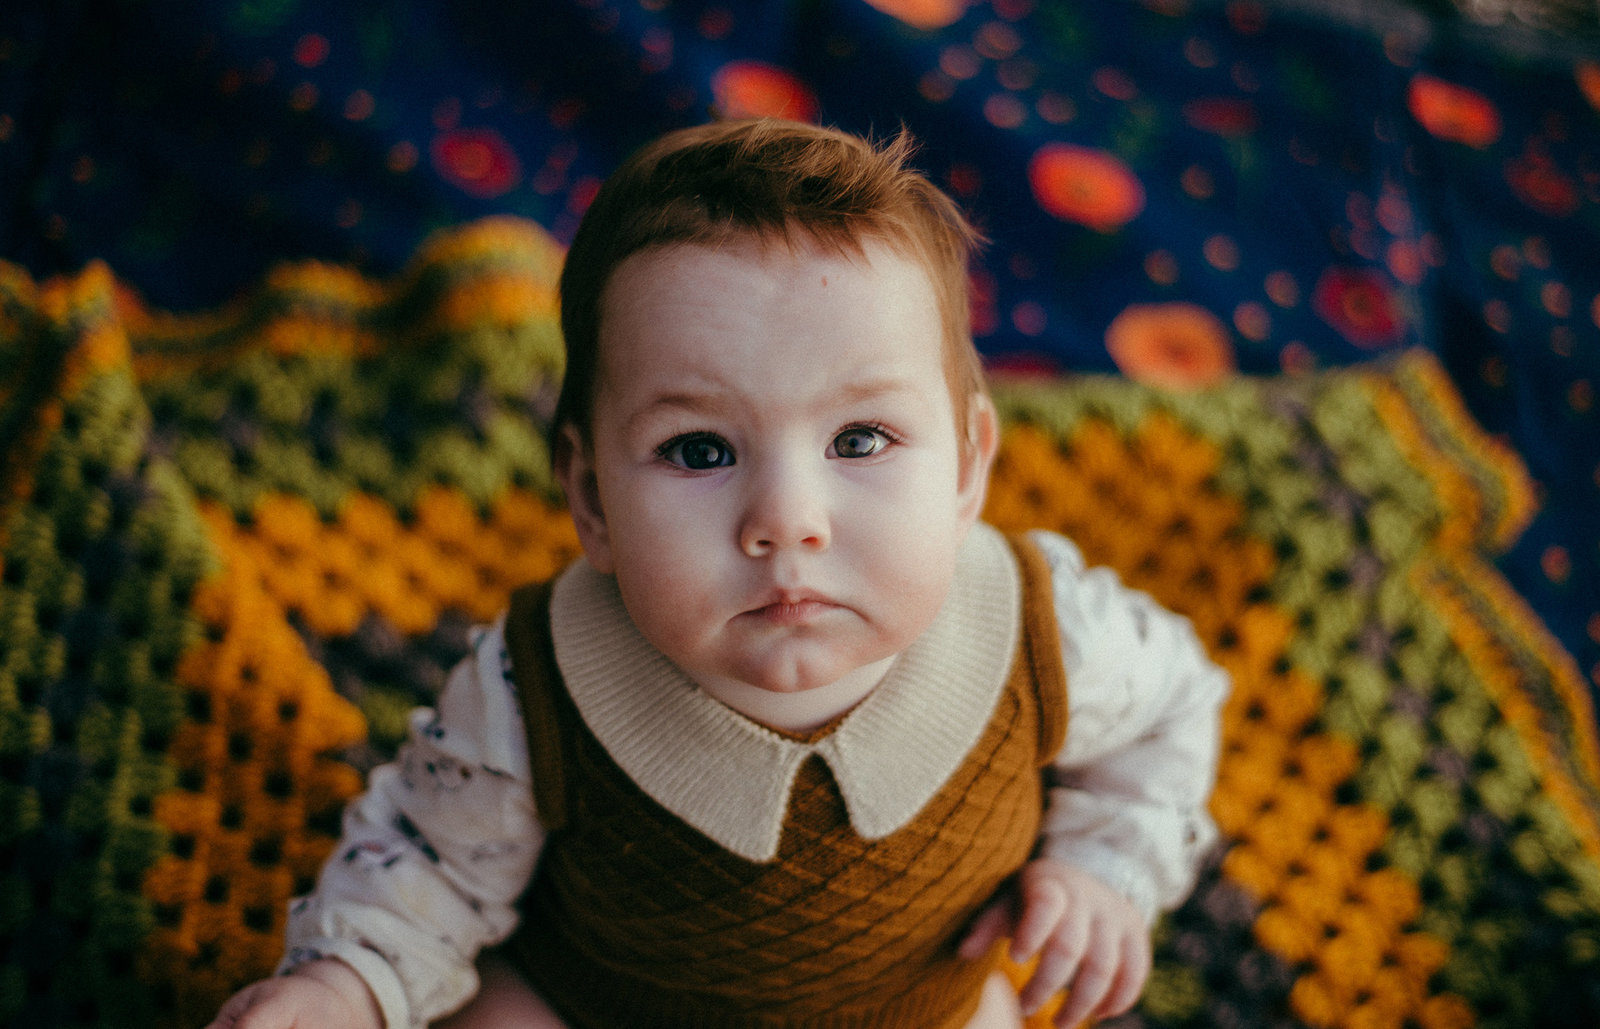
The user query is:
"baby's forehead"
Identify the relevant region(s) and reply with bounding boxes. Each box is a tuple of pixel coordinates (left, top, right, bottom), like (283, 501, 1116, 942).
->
(594, 240, 950, 379)
(615, 229, 885, 276)
(599, 234, 940, 317)
(605, 240, 937, 324)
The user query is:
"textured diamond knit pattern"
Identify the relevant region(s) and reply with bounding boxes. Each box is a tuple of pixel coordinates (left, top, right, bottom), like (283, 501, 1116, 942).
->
(512, 626, 1045, 1027)
(2, 217, 1597, 1027)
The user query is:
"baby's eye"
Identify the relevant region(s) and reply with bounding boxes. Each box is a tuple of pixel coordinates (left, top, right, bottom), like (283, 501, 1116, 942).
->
(831, 425, 893, 459)
(658, 433, 735, 470)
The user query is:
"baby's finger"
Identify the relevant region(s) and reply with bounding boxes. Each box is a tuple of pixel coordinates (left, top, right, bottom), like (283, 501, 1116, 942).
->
(1009, 872, 1069, 962)
(958, 897, 1015, 960)
(1051, 947, 1118, 1028)
(1091, 929, 1153, 1020)
(1017, 920, 1087, 1015)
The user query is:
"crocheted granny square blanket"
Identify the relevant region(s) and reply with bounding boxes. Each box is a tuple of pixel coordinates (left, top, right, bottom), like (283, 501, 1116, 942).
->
(2, 218, 1597, 1028)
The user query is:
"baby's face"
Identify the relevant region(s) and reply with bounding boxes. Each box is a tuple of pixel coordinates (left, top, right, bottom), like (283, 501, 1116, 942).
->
(562, 238, 990, 696)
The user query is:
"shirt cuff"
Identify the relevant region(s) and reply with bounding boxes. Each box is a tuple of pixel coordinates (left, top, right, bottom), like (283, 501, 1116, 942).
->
(279, 936, 414, 1029)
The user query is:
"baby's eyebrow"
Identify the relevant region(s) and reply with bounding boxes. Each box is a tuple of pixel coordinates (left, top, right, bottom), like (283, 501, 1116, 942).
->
(620, 375, 922, 438)
(621, 391, 725, 438)
(835, 376, 919, 401)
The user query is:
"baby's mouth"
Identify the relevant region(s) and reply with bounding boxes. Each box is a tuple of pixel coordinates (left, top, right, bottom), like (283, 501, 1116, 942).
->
(743, 590, 838, 625)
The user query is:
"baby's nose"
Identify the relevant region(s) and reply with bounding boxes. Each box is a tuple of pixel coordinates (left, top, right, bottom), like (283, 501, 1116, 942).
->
(739, 472, 830, 556)
(741, 525, 828, 556)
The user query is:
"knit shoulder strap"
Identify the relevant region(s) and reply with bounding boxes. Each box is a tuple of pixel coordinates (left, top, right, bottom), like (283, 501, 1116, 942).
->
(505, 579, 570, 832)
(1005, 532, 1069, 766)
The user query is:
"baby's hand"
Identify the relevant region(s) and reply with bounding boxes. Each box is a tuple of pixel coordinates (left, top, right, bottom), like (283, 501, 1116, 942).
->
(958, 858, 1152, 1027)
(205, 958, 384, 1029)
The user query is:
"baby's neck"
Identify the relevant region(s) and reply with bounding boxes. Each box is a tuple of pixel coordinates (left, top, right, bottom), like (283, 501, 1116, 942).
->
(695, 654, 898, 734)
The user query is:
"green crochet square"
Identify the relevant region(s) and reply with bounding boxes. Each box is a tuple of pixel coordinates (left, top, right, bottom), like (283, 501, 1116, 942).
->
(0, 266, 211, 1027)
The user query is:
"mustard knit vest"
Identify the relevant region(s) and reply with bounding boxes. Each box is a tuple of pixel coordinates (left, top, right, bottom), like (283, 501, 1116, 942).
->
(501, 535, 1067, 1029)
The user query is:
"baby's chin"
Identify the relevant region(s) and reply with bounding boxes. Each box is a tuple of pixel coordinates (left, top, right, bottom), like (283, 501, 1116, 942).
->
(722, 645, 897, 695)
(728, 656, 855, 695)
(685, 647, 903, 732)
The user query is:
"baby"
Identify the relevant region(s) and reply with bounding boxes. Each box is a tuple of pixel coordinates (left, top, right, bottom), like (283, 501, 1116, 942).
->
(208, 119, 1227, 1029)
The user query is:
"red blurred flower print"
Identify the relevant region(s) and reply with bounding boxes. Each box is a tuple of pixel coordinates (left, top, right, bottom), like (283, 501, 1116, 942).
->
(1028, 144, 1145, 232)
(1578, 62, 1600, 114)
(1182, 97, 1258, 138)
(1505, 147, 1580, 218)
(859, 0, 968, 30)
(711, 61, 819, 122)
(1105, 302, 1236, 389)
(1406, 73, 1501, 148)
(1312, 267, 1404, 347)
(430, 128, 522, 199)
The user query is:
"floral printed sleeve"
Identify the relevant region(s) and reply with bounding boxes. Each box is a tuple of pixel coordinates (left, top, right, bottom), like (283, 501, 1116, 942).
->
(1030, 530, 1230, 923)
(279, 620, 545, 1029)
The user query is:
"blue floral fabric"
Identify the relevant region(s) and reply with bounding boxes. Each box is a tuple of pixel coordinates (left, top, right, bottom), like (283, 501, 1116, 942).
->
(1, 0, 1596, 710)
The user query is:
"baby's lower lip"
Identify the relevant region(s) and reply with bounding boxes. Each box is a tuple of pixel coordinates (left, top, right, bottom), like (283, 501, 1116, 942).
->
(747, 600, 834, 625)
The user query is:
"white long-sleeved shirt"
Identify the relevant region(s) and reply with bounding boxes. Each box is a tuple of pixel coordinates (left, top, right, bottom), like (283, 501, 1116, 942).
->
(280, 526, 1229, 1029)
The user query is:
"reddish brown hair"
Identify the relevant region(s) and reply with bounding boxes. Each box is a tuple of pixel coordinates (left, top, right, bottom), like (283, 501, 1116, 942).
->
(553, 118, 986, 451)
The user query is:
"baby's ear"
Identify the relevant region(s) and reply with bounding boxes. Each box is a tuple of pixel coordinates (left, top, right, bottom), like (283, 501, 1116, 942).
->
(956, 393, 1000, 527)
(555, 423, 615, 574)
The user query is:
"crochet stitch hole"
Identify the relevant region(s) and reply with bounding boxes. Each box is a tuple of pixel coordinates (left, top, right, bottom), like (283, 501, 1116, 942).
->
(114, 865, 144, 894)
(140, 722, 173, 754)
(243, 906, 272, 933)
(306, 803, 342, 841)
(150, 902, 180, 934)
(263, 770, 294, 799)
(185, 691, 211, 723)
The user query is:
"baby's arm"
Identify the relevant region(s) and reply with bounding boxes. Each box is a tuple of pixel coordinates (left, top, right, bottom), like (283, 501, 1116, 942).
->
(964, 530, 1229, 1025)
(208, 622, 546, 1029)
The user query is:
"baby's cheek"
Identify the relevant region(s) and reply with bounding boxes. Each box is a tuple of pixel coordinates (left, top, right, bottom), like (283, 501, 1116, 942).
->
(614, 569, 718, 663)
(880, 542, 962, 612)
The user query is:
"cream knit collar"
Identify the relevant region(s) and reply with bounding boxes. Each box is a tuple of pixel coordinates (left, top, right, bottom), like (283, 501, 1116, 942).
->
(547, 522, 1022, 863)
